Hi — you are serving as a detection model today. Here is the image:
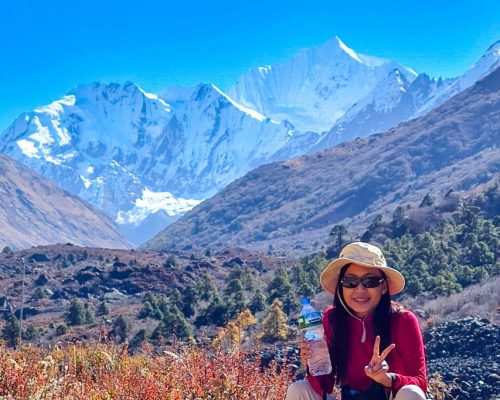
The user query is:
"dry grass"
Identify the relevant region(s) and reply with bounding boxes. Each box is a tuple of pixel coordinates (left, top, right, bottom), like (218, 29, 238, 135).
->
(0, 340, 292, 400)
(0, 339, 459, 399)
(427, 372, 458, 400)
(403, 275, 500, 328)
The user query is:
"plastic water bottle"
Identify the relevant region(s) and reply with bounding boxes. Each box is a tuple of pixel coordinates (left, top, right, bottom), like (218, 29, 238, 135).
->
(298, 298, 332, 376)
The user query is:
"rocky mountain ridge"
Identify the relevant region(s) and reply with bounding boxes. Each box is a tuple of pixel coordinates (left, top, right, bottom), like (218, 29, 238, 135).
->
(0, 82, 306, 245)
(1, 38, 498, 246)
(228, 36, 418, 133)
(143, 66, 500, 253)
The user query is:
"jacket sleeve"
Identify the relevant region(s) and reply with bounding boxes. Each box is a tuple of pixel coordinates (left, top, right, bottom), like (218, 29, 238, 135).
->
(392, 311, 428, 394)
(306, 307, 336, 396)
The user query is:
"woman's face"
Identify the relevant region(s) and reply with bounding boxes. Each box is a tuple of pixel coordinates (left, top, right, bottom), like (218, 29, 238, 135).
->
(341, 263, 387, 318)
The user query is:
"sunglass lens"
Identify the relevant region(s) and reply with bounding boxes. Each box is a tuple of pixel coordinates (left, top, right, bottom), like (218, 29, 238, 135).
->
(363, 277, 383, 288)
(341, 277, 360, 288)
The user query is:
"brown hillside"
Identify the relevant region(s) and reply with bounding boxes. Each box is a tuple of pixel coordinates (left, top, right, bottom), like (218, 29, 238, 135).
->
(0, 155, 131, 250)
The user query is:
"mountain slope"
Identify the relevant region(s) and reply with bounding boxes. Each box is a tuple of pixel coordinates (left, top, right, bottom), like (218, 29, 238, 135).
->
(228, 36, 417, 132)
(2, 39, 498, 247)
(0, 154, 131, 250)
(0, 82, 303, 245)
(142, 67, 500, 253)
(418, 40, 500, 115)
(229, 37, 499, 151)
(314, 41, 500, 151)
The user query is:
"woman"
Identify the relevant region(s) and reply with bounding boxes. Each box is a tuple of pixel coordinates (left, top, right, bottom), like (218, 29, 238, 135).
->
(286, 242, 427, 400)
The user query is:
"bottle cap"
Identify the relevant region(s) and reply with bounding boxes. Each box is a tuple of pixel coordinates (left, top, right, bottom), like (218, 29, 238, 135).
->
(300, 298, 310, 305)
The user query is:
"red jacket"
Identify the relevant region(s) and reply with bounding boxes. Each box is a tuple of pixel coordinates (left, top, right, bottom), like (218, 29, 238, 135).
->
(307, 307, 427, 396)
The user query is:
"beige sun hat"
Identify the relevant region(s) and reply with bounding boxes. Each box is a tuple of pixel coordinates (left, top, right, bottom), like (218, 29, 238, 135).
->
(320, 242, 405, 295)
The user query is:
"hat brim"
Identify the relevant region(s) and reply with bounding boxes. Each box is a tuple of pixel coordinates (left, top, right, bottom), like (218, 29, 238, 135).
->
(320, 257, 405, 295)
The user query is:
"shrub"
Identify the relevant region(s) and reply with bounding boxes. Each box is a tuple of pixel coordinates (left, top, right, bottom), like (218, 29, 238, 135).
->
(64, 298, 86, 326)
(1, 315, 20, 347)
(0, 340, 293, 399)
(55, 324, 68, 336)
(428, 372, 457, 400)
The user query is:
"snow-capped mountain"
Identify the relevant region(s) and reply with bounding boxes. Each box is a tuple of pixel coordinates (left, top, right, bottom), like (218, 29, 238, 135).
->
(417, 40, 500, 114)
(146, 83, 302, 198)
(228, 36, 418, 132)
(311, 68, 417, 150)
(311, 68, 448, 151)
(1, 37, 498, 247)
(0, 82, 172, 215)
(311, 42, 500, 151)
(0, 81, 305, 245)
(229, 37, 499, 151)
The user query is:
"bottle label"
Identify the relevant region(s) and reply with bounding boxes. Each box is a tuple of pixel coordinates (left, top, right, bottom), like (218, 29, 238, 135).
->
(298, 311, 322, 329)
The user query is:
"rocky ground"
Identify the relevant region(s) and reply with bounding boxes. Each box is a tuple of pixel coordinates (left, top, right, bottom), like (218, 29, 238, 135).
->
(425, 316, 499, 399)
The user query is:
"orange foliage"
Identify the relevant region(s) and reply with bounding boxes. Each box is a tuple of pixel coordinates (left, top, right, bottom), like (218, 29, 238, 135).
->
(0, 340, 292, 399)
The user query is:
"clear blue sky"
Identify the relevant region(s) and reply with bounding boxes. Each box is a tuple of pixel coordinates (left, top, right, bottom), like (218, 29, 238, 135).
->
(1, 0, 498, 132)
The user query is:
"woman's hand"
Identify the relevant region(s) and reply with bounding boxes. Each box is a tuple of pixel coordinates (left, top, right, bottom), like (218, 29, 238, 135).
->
(364, 335, 395, 388)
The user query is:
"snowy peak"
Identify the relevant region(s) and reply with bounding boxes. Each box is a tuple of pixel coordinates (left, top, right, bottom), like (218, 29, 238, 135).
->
(417, 40, 500, 114)
(342, 67, 413, 116)
(359, 68, 413, 112)
(159, 85, 201, 106)
(3, 81, 174, 165)
(335, 37, 363, 63)
(304, 36, 389, 68)
(466, 40, 500, 76)
(33, 95, 76, 117)
(228, 36, 417, 132)
(311, 39, 500, 151)
(309, 35, 366, 64)
(483, 40, 500, 58)
(70, 81, 171, 116)
(311, 67, 420, 151)
(383, 68, 411, 92)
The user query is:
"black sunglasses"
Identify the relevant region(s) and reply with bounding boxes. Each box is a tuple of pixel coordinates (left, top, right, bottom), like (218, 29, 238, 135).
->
(340, 276, 385, 289)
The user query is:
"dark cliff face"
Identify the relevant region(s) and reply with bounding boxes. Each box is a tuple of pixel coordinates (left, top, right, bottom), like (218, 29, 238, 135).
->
(143, 67, 500, 254)
(0, 155, 131, 250)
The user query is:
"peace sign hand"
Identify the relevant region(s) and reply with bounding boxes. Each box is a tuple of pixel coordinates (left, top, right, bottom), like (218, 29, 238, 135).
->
(364, 335, 395, 387)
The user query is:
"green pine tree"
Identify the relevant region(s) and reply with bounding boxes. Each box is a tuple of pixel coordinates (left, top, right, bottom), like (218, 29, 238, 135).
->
(248, 288, 266, 314)
(65, 298, 86, 326)
(96, 300, 110, 316)
(111, 315, 129, 343)
(266, 266, 294, 305)
(2, 315, 20, 347)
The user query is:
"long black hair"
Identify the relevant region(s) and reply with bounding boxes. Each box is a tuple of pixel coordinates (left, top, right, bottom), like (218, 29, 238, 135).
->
(330, 264, 400, 385)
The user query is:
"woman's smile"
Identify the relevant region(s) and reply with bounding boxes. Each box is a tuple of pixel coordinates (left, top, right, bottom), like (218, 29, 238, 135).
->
(342, 263, 387, 318)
